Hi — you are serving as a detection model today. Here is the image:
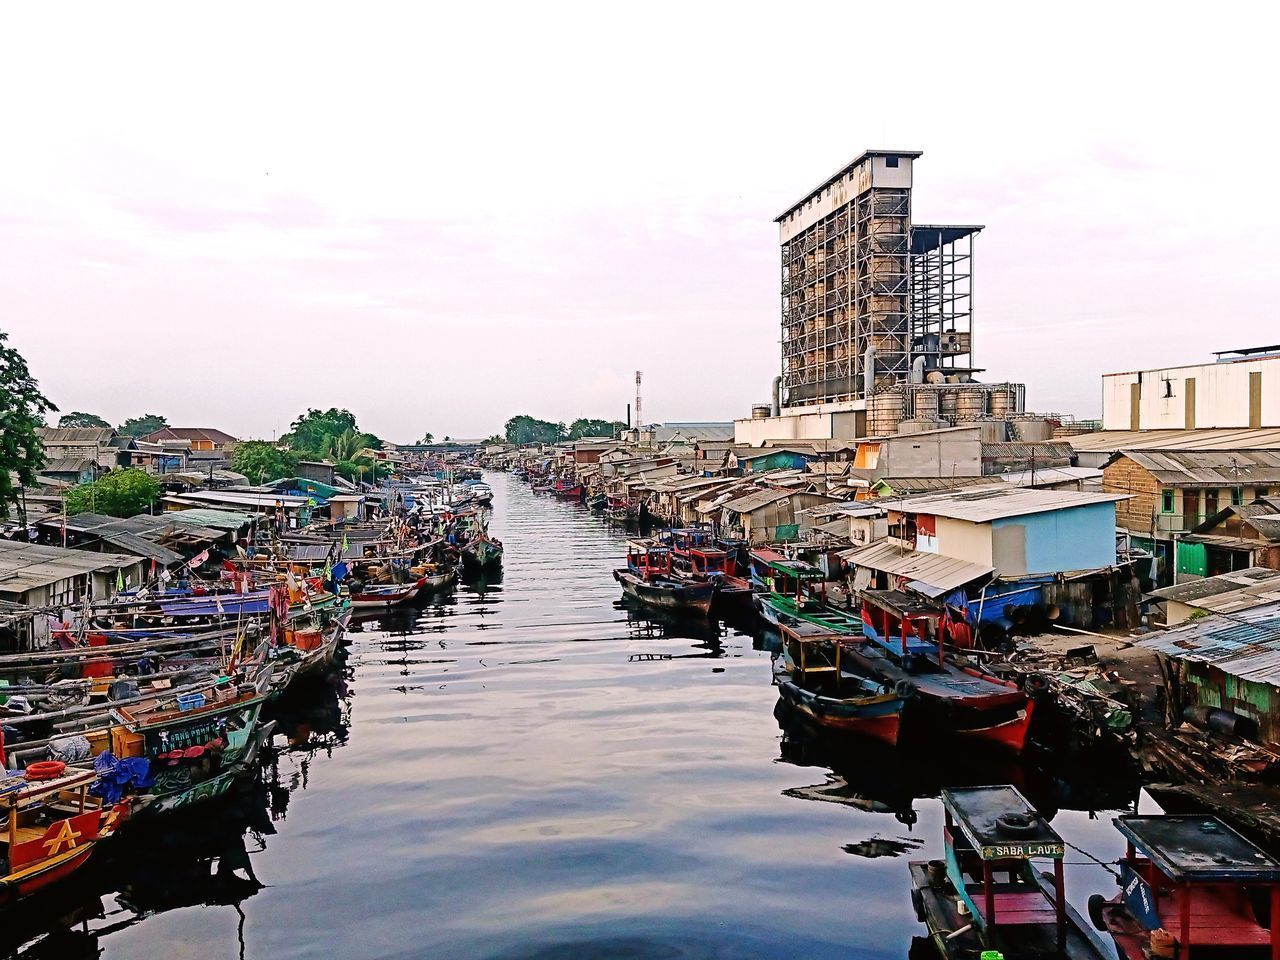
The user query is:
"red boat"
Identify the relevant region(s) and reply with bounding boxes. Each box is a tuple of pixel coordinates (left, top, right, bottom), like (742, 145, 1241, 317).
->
(849, 589, 1034, 753)
(552, 479, 583, 500)
(1092, 814, 1280, 960)
(0, 766, 131, 905)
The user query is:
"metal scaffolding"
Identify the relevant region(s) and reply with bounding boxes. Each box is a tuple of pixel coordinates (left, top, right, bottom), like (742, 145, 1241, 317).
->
(909, 225, 981, 379)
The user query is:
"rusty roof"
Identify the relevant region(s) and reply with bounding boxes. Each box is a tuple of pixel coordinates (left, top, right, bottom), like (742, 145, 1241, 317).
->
(1139, 601, 1280, 684)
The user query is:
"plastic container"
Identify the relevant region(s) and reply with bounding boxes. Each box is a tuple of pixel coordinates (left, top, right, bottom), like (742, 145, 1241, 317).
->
(177, 692, 207, 712)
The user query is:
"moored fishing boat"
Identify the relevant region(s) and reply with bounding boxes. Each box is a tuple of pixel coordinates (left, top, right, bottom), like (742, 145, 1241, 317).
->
(347, 577, 428, 609)
(613, 540, 715, 616)
(0, 765, 131, 906)
(909, 785, 1110, 959)
(1089, 813, 1280, 960)
(851, 589, 1034, 753)
(460, 535, 504, 573)
(775, 621, 903, 744)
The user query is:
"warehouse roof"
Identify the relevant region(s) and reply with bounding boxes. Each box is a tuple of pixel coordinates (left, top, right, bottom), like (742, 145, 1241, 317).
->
(0, 541, 139, 595)
(839, 539, 993, 594)
(139, 427, 238, 445)
(1071, 428, 1280, 454)
(1106, 450, 1280, 486)
(884, 486, 1127, 522)
(722, 488, 797, 514)
(163, 508, 256, 531)
(1139, 602, 1280, 684)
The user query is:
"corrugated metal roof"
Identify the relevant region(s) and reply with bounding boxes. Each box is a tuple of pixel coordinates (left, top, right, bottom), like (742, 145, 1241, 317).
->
(35, 427, 115, 444)
(882, 486, 1128, 522)
(0, 541, 139, 595)
(1109, 450, 1280, 486)
(1071, 428, 1280, 453)
(1138, 602, 1280, 684)
(1149, 568, 1280, 604)
(164, 508, 256, 530)
(838, 539, 993, 592)
(722, 488, 795, 514)
(97, 532, 184, 566)
(996, 466, 1102, 487)
(871, 476, 1003, 494)
(40, 458, 95, 474)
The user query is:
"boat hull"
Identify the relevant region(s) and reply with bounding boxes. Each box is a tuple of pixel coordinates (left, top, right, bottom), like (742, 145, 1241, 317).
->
(776, 680, 901, 745)
(614, 570, 714, 616)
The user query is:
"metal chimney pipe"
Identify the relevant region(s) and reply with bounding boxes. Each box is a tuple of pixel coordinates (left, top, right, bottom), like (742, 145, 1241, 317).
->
(910, 356, 926, 384)
(863, 344, 877, 398)
(771, 376, 782, 417)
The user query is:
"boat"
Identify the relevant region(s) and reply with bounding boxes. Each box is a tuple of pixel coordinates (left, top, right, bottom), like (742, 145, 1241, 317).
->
(613, 540, 715, 616)
(909, 785, 1110, 959)
(107, 660, 274, 817)
(751, 550, 862, 632)
(460, 535, 504, 573)
(552, 479, 583, 500)
(851, 589, 1034, 754)
(0, 765, 131, 906)
(268, 610, 350, 696)
(775, 621, 903, 744)
(1090, 813, 1280, 960)
(347, 577, 428, 609)
(686, 547, 753, 608)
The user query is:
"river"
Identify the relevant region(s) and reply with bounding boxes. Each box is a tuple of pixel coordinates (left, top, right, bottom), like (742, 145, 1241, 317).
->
(9, 472, 1136, 959)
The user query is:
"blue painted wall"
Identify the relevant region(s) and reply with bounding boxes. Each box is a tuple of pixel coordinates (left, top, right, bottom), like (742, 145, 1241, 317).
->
(739, 451, 811, 475)
(991, 502, 1117, 575)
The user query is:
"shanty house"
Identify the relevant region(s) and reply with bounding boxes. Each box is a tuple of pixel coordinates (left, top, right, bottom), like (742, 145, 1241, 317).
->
(1180, 501, 1280, 576)
(35, 427, 134, 474)
(731, 448, 814, 476)
(1147, 568, 1280, 627)
(0, 541, 145, 646)
(1138, 601, 1280, 747)
(1103, 450, 1280, 582)
(719, 488, 837, 544)
(139, 427, 239, 455)
(38, 458, 97, 485)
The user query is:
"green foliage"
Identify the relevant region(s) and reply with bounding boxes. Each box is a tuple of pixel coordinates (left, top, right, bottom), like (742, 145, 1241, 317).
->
(503, 415, 567, 446)
(65, 468, 160, 518)
(567, 418, 626, 440)
(419, 432, 434, 444)
(232, 441, 298, 484)
(335, 457, 388, 484)
(59, 411, 110, 428)
(118, 414, 168, 438)
(282, 408, 380, 459)
(0, 331, 56, 520)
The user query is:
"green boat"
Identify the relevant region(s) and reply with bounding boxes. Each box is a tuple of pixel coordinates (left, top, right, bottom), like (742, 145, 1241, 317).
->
(751, 549, 863, 635)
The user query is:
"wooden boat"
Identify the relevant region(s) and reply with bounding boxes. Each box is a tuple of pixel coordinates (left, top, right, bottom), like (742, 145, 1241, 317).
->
(1090, 813, 1280, 960)
(775, 621, 903, 745)
(909, 785, 1110, 959)
(750, 550, 862, 631)
(107, 661, 274, 817)
(0, 766, 131, 906)
(552, 480, 583, 500)
(460, 536, 504, 573)
(269, 610, 350, 696)
(347, 577, 427, 609)
(614, 540, 715, 616)
(852, 589, 1034, 754)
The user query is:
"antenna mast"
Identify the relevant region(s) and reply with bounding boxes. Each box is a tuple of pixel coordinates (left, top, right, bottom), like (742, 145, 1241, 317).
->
(635, 370, 643, 428)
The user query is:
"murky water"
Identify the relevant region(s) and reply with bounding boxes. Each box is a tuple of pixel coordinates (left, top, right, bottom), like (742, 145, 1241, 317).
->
(9, 474, 1137, 959)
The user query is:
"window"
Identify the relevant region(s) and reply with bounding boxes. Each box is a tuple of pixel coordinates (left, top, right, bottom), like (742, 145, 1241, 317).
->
(1232, 487, 1244, 506)
(1161, 489, 1175, 513)
(1259, 487, 1270, 499)
(1204, 489, 1220, 518)
(885, 155, 899, 168)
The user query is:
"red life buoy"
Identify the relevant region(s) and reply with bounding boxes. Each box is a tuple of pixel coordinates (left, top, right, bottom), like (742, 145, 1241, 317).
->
(24, 760, 66, 781)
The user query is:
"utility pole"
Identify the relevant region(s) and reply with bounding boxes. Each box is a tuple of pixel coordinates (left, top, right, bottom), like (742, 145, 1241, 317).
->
(635, 371, 643, 431)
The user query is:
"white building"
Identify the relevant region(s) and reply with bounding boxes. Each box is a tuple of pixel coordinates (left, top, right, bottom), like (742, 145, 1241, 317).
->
(1103, 346, 1280, 432)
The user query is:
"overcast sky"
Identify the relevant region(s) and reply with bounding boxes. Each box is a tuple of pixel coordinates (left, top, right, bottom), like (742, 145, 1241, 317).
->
(3, 3, 1277, 442)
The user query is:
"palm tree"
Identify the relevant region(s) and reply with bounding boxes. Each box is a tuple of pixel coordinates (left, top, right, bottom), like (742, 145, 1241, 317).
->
(328, 428, 365, 462)
(420, 431, 435, 444)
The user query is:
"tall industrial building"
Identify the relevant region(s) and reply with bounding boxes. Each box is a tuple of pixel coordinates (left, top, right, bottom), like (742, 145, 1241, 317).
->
(776, 150, 980, 406)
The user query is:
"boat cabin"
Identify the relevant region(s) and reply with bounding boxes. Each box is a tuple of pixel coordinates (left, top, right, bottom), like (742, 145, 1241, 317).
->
(929, 785, 1074, 952)
(860, 589, 946, 662)
(1102, 814, 1280, 960)
(750, 549, 824, 595)
(626, 540, 673, 579)
(688, 548, 730, 579)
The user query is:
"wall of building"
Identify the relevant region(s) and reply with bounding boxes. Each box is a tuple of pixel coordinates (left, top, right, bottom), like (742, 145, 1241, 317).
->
(1103, 356, 1280, 430)
(734, 401, 865, 446)
(990, 502, 1118, 576)
(932, 515, 994, 568)
(877, 429, 983, 479)
(777, 154, 914, 244)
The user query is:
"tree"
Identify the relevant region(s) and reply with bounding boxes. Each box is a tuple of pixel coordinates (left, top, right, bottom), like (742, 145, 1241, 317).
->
(119, 414, 168, 438)
(327, 427, 368, 462)
(232, 441, 299, 484)
(65, 469, 160, 518)
(419, 432, 434, 444)
(282, 408, 357, 455)
(0, 331, 56, 520)
(567, 418, 626, 440)
(503, 415, 566, 446)
(59, 411, 110, 429)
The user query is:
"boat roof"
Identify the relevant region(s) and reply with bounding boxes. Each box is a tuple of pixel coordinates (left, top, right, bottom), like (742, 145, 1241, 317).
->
(943, 786, 1065, 860)
(1114, 815, 1280, 882)
(750, 549, 824, 578)
(780, 621, 844, 642)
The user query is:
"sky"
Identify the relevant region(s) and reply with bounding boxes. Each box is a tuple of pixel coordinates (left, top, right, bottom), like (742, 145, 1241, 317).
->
(2, 2, 1278, 443)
